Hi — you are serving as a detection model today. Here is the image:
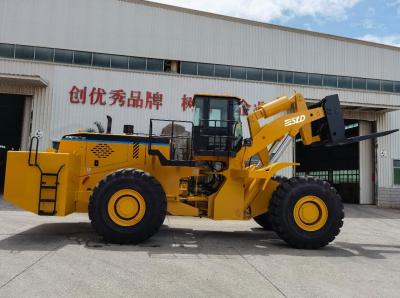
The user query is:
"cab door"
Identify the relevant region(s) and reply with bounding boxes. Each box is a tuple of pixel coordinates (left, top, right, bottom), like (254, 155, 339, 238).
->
(193, 96, 242, 157)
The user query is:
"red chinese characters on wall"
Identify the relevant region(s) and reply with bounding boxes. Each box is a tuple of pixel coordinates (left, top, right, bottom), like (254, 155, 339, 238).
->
(127, 91, 144, 108)
(180, 95, 263, 116)
(145, 91, 163, 110)
(109, 89, 126, 107)
(181, 94, 193, 112)
(90, 88, 107, 105)
(69, 86, 87, 104)
(69, 86, 164, 110)
(69, 86, 265, 115)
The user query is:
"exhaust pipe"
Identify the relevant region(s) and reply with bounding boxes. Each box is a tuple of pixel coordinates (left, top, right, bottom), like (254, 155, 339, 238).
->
(106, 115, 112, 134)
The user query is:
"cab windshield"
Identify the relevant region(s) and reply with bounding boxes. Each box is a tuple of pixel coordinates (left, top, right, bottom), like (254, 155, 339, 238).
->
(193, 96, 243, 149)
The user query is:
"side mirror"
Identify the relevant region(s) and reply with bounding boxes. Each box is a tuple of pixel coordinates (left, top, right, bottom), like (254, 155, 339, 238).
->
(243, 138, 252, 147)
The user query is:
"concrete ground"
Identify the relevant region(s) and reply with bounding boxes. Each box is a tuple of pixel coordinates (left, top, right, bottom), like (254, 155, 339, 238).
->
(1, 199, 400, 298)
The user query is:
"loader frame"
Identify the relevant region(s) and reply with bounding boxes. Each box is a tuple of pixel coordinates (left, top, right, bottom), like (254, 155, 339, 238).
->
(3, 92, 397, 248)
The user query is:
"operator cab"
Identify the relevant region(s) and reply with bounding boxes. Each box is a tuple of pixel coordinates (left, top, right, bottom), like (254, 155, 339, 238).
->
(192, 95, 243, 157)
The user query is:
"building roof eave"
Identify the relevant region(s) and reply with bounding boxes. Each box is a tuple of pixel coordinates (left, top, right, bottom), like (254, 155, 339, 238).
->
(0, 73, 48, 88)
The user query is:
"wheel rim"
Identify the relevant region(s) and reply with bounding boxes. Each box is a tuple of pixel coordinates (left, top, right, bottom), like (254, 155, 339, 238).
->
(293, 196, 328, 232)
(107, 189, 146, 227)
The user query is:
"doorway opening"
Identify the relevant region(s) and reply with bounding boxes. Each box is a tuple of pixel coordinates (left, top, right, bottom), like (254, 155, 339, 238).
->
(0, 94, 26, 192)
(295, 120, 360, 204)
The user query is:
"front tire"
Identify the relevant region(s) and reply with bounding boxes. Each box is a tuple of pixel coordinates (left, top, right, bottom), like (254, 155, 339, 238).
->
(253, 176, 287, 230)
(89, 169, 167, 244)
(253, 213, 273, 230)
(269, 177, 344, 249)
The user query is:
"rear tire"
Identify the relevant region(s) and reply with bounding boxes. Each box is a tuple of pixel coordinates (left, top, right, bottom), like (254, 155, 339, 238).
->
(269, 176, 344, 249)
(89, 169, 167, 244)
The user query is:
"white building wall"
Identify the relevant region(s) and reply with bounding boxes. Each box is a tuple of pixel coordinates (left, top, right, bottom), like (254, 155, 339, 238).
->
(1, 58, 397, 143)
(1, 0, 400, 82)
(376, 111, 400, 207)
(377, 111, 400, 187)
(359, 121, 374, 205)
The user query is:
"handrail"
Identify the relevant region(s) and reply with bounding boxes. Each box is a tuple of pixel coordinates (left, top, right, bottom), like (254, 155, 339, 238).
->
(28, 136, 40, 166)
(149, 119, 194, 163)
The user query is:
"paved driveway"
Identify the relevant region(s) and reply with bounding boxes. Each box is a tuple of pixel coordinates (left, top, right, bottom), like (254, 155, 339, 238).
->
(1, 198, 400, 297)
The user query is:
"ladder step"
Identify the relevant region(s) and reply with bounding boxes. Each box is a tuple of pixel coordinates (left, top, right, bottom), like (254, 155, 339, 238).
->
(42, 173, 58, 176)
(39, 199, 56, 203)
(41, 185, 57, 189)
(38, 210, 56, 216)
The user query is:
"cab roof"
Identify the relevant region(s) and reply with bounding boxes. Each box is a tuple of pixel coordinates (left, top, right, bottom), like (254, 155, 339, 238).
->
(193, 94, 242, 105)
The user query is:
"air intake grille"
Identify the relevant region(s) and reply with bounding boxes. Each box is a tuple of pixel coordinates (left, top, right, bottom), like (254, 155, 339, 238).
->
(91, 144, 114, 159)
(132, 143, 140, 159)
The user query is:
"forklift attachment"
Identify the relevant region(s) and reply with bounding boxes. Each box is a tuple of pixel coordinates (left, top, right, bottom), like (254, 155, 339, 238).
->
(313, 94, 398, 147)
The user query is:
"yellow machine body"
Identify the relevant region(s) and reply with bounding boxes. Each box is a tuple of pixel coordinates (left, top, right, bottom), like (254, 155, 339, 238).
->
(3, 93, 323, 220)
(4, 139, 285, 219)
(4, 151, 79, 215)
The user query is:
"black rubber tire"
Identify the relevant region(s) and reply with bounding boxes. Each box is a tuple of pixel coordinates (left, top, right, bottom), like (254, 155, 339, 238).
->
(89, 169, 167, 244)
(269, 176, 344, 249)
(253, 176, 288, 230)
(253, 213, 273, 230)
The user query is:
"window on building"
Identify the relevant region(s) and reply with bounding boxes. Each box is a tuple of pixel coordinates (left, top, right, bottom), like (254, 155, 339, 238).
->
(278, 71, 293, 83)
(293, 72, 308, 85)
(309, 73, 323, 86)
(231, 66, 246, 80)
(323, 75, 337, 88)
(111, 55, 129, 69)
(164, 60, 172, 72)
(6, 42, 400, 98)
(74, 51, 92, 66)
(164, 60, 179, 73)
(146, 58, 164, 72)
(367, 79, 380, 91)
(34, 47, 54, 62)
(263, 69, 278, 82)
(381, 80, 394, 93)
(92, 53, 110, 67)
(214, 64, 230, 78)
(15, 45, 34, 60)
(246, 68, 262, 81)
(54, 49, 73, 64)
(353, 77, 367, 90)
(180, 62, 197, 75)
(395, 82, 400, 93)
(198, 63, 214, 76)
(394, 160, 400, 185)
(0, 43, 14, 58)
(129, 57, 146, 70)
(332, 170, 359, 184)
(338, 76, 352, 89)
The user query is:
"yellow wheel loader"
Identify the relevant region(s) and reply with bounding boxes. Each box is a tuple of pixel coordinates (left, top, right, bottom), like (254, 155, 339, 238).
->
(3, 93, 397, 249)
